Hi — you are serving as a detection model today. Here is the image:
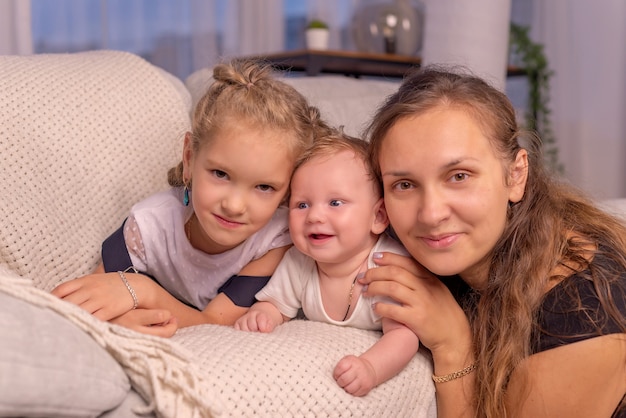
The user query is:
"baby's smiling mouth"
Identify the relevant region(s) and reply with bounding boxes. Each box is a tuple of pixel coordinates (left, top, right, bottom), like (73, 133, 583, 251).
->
(310, 233, 333, 240)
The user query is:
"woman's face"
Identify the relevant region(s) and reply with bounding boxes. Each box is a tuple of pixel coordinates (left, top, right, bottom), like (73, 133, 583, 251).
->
(378, 106, 526, 288)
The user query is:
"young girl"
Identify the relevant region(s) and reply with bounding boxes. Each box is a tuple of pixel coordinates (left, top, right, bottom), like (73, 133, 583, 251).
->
(361, 66, 626, 416)
(52, 59, 328, 337)
(235, 132, 419, 397)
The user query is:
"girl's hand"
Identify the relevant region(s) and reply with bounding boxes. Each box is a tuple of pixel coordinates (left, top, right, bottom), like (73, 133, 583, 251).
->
(360, 252, 472, 364)
(51, 272, 141, 321)
(111, 308, 178, 338)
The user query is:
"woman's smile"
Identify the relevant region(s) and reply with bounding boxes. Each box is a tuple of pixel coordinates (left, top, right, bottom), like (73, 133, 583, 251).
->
(421, 233, 461, 249)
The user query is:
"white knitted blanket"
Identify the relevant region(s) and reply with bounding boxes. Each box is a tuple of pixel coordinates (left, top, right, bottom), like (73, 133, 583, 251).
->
(0, 267, 221, 418)
(0, 263, 437, 417)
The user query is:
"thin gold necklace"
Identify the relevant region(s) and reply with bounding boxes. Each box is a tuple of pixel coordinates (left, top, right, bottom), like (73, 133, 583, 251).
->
(342, 274, 359, 321)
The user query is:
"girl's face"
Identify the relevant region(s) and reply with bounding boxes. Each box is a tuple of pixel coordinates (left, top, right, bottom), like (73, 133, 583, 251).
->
(378, 107, 527, 288)
(288, 150, 387, 267)
(184, 124, 294, 254)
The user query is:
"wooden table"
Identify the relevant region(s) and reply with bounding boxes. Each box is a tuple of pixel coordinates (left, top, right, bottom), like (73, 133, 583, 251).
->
(247, 49, 526, 79)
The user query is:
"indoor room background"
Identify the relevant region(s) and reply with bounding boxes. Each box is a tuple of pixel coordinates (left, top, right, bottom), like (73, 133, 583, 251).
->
(1, 0, 625, 199)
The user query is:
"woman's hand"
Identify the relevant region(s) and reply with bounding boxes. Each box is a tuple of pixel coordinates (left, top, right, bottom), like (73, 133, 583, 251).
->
(52, 271, 143, 321)
(359, 252, 472, 366)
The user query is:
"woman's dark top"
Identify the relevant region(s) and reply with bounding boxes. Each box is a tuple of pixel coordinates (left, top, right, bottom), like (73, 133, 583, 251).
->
(532, 252, 626, 417)
(444, 251, 626, 417)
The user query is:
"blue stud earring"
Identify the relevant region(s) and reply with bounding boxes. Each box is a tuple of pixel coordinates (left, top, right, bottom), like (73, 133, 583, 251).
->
(183, 185, 190, 206)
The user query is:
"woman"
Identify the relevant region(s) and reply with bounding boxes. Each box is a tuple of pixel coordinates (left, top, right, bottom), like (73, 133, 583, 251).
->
(360, 66, 626, 417)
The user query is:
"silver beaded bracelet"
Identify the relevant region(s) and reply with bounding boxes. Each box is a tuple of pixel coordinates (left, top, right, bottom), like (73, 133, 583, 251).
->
(117, 270, 138, 310)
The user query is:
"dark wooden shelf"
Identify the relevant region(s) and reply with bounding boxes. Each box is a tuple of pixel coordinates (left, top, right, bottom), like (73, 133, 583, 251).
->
(246, 49, 526, 79)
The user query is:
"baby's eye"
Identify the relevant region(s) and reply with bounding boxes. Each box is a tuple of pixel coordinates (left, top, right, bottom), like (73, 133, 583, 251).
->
(212, 169, 228, 179)
(329, 200, 343, 207)
(256, 184, 275, 192)
(296, 202, 309, 209)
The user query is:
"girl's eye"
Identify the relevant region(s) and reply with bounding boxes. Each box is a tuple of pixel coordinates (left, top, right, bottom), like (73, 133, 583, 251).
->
(212, 169, 228, 179)
(451, 172, 469, 182)
(392, 181, 414, 191)
(257, 184, 275, 192)
(329, 199, 343, 207)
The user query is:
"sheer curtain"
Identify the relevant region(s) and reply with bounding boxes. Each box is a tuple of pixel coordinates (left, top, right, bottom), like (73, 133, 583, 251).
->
(24, 0, 285, 79)
(0, 0, 32, 55)
(533, 0, 626, 198)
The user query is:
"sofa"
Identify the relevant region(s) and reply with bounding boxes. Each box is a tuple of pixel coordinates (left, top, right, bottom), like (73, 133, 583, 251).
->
(0, 50, 437, 418)
(2, 50, 625, 418)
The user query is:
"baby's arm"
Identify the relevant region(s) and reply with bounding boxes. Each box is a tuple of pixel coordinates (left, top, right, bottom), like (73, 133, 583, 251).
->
(234, 300, 288, 332)
(199, 245, 291, 326)
(333, 318, 420, 396)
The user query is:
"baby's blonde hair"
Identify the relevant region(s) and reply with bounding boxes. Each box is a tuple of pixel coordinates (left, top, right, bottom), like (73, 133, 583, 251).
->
(293, 129, 382, 199)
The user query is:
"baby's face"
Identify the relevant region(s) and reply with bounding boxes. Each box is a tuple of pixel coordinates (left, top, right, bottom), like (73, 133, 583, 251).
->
(288, 150, 383, 265)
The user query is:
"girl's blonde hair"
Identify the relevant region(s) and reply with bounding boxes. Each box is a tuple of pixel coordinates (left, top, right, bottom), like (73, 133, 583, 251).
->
(168, 59, 328, 186)
(367, 66, 626, 417)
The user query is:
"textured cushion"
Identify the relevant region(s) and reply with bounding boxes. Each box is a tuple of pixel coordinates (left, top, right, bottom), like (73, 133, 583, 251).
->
(0, 291, 130, 417)
(280, 75, 400, 137)
(173, 320, 437, 417)
(0, 50, 191, 291)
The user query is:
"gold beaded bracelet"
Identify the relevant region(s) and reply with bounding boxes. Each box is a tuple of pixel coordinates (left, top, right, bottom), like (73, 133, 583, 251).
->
(432, 362, 477, 384)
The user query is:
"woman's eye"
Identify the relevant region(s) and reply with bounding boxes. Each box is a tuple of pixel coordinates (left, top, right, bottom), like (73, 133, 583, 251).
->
(257, 184, 275, 192)
(451, 172, 469, 182)
(392, 181, 413, 191)
(212, 169, 228, 179)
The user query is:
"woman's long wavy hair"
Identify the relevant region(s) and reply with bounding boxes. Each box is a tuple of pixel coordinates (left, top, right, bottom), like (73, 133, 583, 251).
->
(367, 66, 626, 417)
(167, 59, 327, 188)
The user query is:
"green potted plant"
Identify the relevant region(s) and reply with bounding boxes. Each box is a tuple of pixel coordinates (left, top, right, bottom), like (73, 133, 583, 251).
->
(306, 19, 330, 50)
(509, 23, 562, 173)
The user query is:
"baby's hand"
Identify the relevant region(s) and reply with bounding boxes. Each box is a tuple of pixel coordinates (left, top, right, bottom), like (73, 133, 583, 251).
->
(333, 355, 377, 397)
(234, 309, 278, 333)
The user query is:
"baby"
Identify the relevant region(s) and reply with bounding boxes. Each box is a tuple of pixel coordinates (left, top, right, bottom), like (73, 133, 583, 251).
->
(235, 131, 419, 396)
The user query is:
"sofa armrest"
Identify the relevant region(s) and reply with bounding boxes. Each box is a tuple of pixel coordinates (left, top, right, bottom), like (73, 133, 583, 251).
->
(0, 51, 191, 290)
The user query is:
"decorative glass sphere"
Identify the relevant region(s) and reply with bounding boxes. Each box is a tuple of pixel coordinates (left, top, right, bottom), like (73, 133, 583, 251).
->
(352, 0, 424, 56)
